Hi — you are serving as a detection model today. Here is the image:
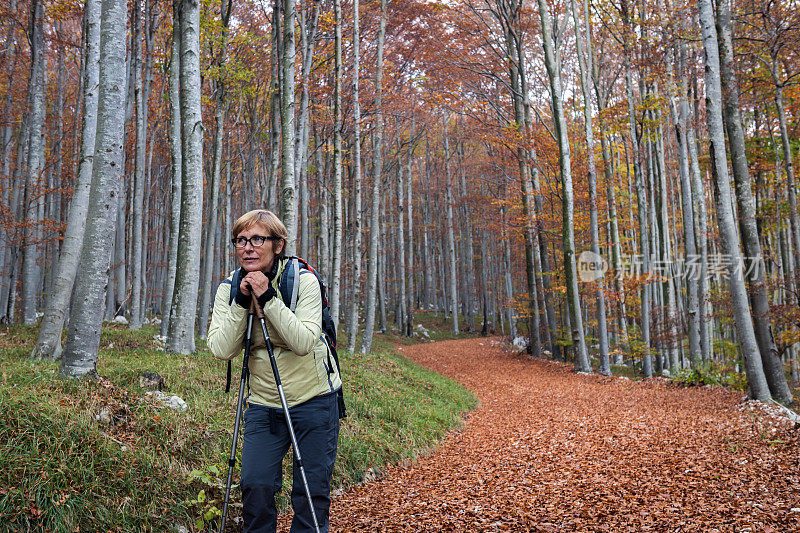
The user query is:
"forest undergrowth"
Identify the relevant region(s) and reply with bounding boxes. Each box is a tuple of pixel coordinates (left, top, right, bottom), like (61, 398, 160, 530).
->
(0, 316, 476, 532)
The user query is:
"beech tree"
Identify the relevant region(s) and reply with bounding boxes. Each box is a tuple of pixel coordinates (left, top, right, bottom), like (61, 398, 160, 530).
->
(360, 0, 386, 355)
(537, 0, 590, 371)
(166, 0, 204, 355)
(698, 0, 771, 401)
(60, 0, 126, 378)
(21, 0, 46, 326)
(31, 0, 101, 360)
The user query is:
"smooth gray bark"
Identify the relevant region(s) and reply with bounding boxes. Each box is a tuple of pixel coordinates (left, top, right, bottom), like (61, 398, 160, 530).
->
(716, 0, 791, 403)
(775, 87, 800, 305)
(359, 0, 386, 354)
(501, 190, 517, 339)
(32, 0, 101, 359)
(279, 0, 297, 254)
(266, 0, 281, 213)
(443, 126, 459, 334)
(198, 0, 231, 339)
(330, 0, 343, 325)
(405, 116, 415, 336)
(497, 1, 541, 356)
(345, 0, 362, 352)
(457, 142, 476, 332)
(60, 0, 126, 378)
(295, 3, 318, 259)
(4, 120, 29, 323)
(160, 0, 182, 337)
(22, 0, 46, 325)
(698, 0, 771, 401)
(672, 42, 701, 367)
(537, 0, 590, 371)
(166, 0, 204, 354)
(395, 155, 408, 331)
(654, 106, 679, 371)
(687, 103, 711, 362)
(294, 0, 320, 257)
(622, 0, 652, 376)
(130, 1, 145, 330)
(570, 0, 608, 373)
(512, 40, 541, 357)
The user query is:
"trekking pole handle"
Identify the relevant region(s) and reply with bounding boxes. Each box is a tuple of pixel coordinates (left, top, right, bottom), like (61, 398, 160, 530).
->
(250, 290, 266, 320)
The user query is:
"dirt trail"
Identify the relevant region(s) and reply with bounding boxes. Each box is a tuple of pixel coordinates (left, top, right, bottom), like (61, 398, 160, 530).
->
(326, 338, 799, 531)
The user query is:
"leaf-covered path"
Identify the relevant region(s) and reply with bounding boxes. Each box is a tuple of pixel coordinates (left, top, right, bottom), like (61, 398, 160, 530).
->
(324, 338, 799, 532)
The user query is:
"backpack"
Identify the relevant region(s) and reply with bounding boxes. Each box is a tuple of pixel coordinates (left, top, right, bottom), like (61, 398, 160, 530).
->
(225, 256, 346, 418)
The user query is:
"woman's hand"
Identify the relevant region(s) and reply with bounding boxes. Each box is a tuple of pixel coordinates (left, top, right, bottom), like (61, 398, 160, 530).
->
(240, 271, 271, 299)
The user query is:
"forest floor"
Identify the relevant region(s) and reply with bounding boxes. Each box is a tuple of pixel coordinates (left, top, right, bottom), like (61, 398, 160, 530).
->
(291, 337, 800, 532)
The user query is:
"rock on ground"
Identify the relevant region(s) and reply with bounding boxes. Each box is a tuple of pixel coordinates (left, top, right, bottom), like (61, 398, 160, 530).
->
(144, 391, 187, 411)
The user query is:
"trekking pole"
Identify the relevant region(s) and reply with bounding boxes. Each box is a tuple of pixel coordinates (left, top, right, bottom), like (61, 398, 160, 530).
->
(219, 303, 255, 533)
(251, 290, 322, 533)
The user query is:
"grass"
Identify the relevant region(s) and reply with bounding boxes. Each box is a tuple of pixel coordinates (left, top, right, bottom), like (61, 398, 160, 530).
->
(0, 322, 476, 532)
(385, 310, 484, 344)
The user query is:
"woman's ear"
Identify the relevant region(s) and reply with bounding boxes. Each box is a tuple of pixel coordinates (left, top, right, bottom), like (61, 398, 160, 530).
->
(274, 238, 285, 256)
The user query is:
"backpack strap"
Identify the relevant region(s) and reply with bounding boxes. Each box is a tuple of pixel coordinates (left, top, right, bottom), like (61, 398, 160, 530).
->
(279, 258, 303, 312)
(224, 269, 242, 393)
(227, 268, 243, 306)
(289, 259, 301, 311)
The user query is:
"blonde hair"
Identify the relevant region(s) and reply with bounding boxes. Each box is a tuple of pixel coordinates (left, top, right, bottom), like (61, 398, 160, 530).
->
(232, 209, 288, 255)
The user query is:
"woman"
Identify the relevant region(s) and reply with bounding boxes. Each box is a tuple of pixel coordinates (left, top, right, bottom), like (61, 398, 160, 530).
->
(208, 209, 341, 533)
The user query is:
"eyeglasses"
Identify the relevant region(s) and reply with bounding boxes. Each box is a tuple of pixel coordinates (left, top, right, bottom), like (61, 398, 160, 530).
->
(232, 235, 279, 248)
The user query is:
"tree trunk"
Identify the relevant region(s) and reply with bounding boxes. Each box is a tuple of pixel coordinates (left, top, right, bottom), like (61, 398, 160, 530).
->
(716, 0, 792, 404)
(166, 0, 204, 354)
(265, 0, 282, 213)
(537, 0, 590, 371)
(345, 0, 362, 352)
(130, 0, 145, 330)
(44, 22, 65, 303)
(654, 105, 680, 371)
(32, 0, 101, 359)
(698, 0, 771, 401)
(500, 8, 540, 357)
(501, 194, 517, 339)
(457, 142, 476, 332)
(279, 0, 297, 253)
(60, 0, 126, 378)
(198, 0, 230, 339)
(687, 92, 711, 362)
(330, 0, 343, 325)
(671, 39, 700, 367)
(22, 0, 46, 325)
(775, 86, 800, 306)
(160, 0, 182, 338)
(359, 0, 386, 354)
(294, 0, 320, 257)
(3, 123, 28, 323)
(443, 124, 459, 334)
(395, 151, 408, 333)
(570, 0, 609, 372)
(405, 114, 415, 336)
(622, 0, 652, 376)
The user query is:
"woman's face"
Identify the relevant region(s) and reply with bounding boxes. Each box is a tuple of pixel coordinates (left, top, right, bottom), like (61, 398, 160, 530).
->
(235, 223, 283, 273)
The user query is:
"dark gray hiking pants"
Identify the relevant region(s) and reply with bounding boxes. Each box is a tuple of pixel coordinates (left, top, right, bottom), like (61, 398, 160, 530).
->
(241, 391, 340, 533)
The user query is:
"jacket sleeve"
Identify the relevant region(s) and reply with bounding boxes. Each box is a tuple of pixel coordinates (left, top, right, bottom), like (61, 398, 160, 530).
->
(262, 272, 322, 356)
(207, 281, 249, 361)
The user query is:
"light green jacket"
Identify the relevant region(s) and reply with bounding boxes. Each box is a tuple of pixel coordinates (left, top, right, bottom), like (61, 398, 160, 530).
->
(207, 257, 342, 408)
